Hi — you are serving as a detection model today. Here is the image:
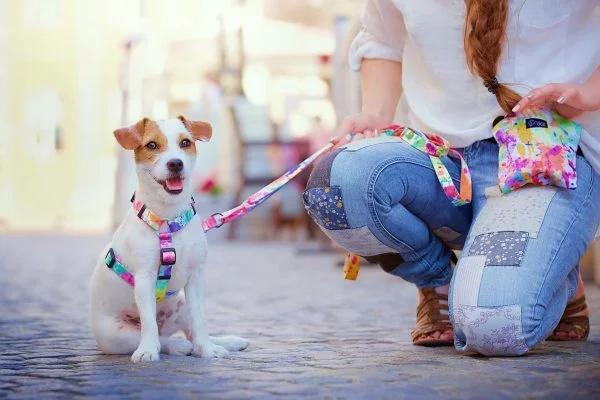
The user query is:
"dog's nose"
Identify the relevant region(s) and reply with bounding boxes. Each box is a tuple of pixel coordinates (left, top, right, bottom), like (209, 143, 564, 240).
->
(167, 159, 184, 173)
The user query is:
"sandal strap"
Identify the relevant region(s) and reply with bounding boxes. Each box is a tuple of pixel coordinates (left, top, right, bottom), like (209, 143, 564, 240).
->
(564, 296, 587, 316)
(552, 315, 589, 336)
(411, 321, 453, 342)
(416, 288, 449, 324)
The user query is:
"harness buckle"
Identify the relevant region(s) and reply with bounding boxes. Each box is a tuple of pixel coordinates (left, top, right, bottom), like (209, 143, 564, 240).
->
(160, 248, 177, 265)
(105, 248, 117, 269)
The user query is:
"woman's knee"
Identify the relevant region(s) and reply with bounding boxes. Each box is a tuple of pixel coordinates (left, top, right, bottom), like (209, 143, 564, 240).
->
(452, 303, 532, 356)
(451, 292, 566, 356)
(303, 147, 403, 257)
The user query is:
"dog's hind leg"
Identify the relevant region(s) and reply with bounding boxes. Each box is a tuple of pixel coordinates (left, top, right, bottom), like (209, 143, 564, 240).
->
(208, 335, 250, 352)
(93, 313, 191, 359)
(92, 316, 150, 357)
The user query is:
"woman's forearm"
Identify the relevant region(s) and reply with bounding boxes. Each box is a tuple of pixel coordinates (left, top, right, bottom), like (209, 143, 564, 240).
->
(360, 59, 403, 123)
(581, 65, 600, 111)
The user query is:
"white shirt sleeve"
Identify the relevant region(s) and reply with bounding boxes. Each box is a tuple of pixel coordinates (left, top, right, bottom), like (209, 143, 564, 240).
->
(348, 0, 406, 71)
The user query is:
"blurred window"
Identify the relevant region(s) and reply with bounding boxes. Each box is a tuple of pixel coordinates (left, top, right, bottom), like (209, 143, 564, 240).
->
(23, 0, 62, 29)
(23, 90, 64, 161)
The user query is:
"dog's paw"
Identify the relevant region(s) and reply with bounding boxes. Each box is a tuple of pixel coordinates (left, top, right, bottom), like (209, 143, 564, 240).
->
(192, 342, 229, 358)
(131, 345, 160, 363)
(164, 338, 193, 356)
(210, 335, 249, 352)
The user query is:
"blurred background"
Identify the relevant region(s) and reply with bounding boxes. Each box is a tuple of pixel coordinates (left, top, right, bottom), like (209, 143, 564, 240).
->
(0, 0, 365, 239)
(0, 0, 598, 281)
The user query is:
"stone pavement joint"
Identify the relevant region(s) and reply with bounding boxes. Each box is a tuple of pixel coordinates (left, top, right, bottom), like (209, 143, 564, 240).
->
(0, 233, 599, 399)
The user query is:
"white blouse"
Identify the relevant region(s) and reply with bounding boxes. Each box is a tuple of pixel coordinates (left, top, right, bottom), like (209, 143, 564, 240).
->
(349, 0, 600, 174)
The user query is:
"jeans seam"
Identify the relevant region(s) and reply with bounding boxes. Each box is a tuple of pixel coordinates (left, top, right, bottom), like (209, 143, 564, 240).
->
(367, 157, 457, 267)
(529, 167, 596, 345)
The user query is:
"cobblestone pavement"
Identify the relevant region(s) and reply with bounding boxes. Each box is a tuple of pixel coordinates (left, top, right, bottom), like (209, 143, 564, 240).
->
(1, 233, 599, 399)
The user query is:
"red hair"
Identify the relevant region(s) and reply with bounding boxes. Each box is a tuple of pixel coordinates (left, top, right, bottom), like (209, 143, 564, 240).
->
(464, 0, 521, 113)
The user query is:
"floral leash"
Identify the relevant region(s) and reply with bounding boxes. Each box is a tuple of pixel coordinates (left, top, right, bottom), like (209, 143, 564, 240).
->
(341, 125, 472, 280)
(201, 141, 335, 231)
(201, 125, 471, 281)
(380, 125, 472, 206)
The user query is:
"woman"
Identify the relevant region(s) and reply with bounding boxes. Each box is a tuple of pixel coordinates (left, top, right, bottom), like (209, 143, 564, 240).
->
(303, 0, 600, 355)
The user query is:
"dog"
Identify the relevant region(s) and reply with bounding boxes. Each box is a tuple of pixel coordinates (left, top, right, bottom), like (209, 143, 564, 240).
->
(90, 116, 248, 362)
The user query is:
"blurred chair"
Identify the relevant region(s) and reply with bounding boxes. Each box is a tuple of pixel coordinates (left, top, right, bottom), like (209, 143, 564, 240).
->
(227, 98, 312, 240)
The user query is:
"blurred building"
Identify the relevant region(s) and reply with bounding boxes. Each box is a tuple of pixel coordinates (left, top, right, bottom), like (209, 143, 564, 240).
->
(0, 0, 362, 232)
(0, 0, 132, 231)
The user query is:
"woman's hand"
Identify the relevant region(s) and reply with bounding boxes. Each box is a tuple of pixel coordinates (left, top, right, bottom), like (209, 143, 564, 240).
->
(512, 67, 600, 119)
(331, 112, 392, 149)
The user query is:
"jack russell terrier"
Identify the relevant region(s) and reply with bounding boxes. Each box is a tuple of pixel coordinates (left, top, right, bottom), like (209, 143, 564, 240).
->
(90, 116, 248, 362)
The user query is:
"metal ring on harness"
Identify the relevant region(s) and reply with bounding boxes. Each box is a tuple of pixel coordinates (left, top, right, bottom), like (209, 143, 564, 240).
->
(211, 213, 224, 229)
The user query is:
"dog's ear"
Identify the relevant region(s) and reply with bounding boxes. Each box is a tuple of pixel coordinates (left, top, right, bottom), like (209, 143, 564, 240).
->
(178, 115, 212, 142)
(113, 118, 148, 150)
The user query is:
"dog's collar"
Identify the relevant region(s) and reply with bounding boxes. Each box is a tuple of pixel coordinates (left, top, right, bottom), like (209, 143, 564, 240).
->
(132, 198, 196, 234)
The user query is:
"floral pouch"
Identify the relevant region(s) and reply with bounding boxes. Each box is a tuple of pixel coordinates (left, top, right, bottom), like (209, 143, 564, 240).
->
(492, 105, 581, 193)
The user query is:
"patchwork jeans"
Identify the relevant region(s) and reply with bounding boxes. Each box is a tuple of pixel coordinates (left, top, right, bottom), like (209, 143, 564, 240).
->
(303, 137, 600, 356)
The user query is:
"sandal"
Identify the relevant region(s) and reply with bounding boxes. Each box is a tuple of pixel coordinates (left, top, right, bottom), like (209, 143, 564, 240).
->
(411, 288, 454, 346)
(546, 296, 590, 341)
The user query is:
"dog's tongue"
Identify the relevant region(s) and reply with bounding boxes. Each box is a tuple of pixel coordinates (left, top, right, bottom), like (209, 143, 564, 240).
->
(166, 177, 184, 191)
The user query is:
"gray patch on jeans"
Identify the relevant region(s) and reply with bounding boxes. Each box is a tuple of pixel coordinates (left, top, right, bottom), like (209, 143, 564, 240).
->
(470, 186, 556, 238)
(452, 255, 486, 306)
(306, 148, 343, 189)
(453, 304, 528, 356)
(468, 231, 529, 267)
(319, 226, 397, 256)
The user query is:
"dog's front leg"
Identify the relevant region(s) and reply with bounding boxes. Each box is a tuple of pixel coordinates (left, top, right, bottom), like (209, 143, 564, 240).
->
(131, 272, 161, 362)
(185, 267, 229, 358)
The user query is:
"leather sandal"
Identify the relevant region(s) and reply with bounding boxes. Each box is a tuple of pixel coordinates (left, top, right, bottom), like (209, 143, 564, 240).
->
(411, 288, 454, 346)
(546, 296, 589, 341)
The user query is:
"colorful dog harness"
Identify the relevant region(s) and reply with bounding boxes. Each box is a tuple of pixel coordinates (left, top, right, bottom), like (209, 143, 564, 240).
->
(105, 196, 197, 302)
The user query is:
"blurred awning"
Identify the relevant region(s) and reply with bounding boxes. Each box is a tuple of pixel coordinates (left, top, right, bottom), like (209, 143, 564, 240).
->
(165, 18, 335, 79)
(244, 19, 334, 59)
(263, 0, 361, 28)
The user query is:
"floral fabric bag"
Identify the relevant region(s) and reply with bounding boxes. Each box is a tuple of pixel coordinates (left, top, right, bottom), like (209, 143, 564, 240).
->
(492, 105, 582, 193)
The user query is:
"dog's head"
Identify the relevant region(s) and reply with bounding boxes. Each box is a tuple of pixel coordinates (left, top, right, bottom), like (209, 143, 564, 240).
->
(114, 116, 212, 197)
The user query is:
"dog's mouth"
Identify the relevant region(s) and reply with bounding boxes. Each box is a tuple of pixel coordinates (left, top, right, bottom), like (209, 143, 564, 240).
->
(154, 175, 185, 195)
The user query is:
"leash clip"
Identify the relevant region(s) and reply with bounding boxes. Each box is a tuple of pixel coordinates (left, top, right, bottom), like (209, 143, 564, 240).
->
(211, 213, 224, 229)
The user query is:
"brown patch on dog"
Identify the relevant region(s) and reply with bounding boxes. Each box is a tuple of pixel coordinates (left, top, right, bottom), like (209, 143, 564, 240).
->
(114, 118, 147, 150)
(134, 120, 168, 163)
(178, 133, 197, 155)
(178, 115, 212, 142)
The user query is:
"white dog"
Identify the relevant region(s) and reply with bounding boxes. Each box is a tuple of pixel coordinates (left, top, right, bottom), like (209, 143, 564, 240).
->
(90, 116, 248, 363)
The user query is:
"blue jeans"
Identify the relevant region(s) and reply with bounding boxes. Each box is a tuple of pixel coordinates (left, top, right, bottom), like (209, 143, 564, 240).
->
(303, 137, 600, 356)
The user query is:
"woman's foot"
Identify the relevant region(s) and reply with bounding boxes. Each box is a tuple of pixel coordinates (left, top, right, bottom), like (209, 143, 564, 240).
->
(411, 284, 454, 346)
(547, 273, 590, 341)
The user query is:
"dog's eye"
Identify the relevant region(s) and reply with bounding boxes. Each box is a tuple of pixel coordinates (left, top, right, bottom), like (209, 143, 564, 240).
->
(145, 141, 158, 150)
(180, 139, 191, 148)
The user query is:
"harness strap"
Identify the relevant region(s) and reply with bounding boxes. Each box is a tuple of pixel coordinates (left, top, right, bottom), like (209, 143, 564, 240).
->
(105, 248, 179, 300)
(106, 197, 197, 302)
